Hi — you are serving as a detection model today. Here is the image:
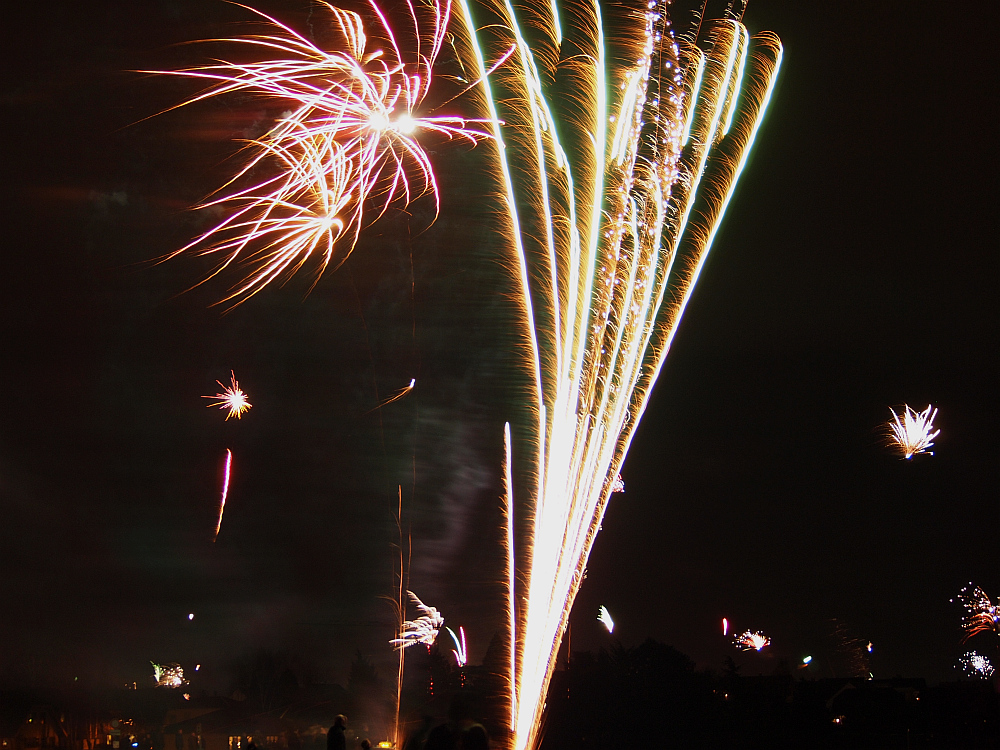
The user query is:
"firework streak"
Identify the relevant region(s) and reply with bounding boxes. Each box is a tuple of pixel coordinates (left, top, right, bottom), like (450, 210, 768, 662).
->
(214, 449, 233, 542)
(448, 4, 781, 747)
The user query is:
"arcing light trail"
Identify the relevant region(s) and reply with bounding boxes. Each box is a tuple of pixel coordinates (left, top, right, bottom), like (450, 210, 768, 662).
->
(446, 626, 468, 666)
(886, 404, 939, 459)
(203, 372, 251, 420)
(214, 449, 233, 542)
(164, 0, 780, 746)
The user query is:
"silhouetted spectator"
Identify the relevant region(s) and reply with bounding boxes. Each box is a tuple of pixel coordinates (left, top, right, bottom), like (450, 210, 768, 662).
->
(359, 741, 370, 750)
(459, 724, 487, 750)
(327, 716, 347, 750)
(402, 716, 434, 750)
(422, 724, 456, 750)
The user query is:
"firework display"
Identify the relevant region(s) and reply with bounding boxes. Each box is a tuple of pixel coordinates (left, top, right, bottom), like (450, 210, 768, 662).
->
(156, 0, 494, 305)
(203, 372, 251, 420)
(597, 606, 614, 634)
(151, 662, 187, 687)
(390, 591, 444, 649)
(734, 630, 770, 652)
(953, 584, 1000, 642)
(164, 0, 781, 745)
(958, 650, 994, 679)
(886, 404, 939, 459)
(453, 5, 781, 745)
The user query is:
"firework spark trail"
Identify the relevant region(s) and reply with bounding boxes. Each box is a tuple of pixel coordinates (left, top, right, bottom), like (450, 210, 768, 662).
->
(734, 630, 770, 651)
(213, 449, 233, 542)
(449, 3, 781, 746)
(365, 378, 416, 414)
(887, 404, 939, 459)
(959, 651, 995, 678)
(155, 0, 498, 305)
(597, 606, 614, 634)
(204, 371, 251, 420)
(953, 584, 1000, 642)
(390, 591, 444, 648)
(446, 626, 468, 666)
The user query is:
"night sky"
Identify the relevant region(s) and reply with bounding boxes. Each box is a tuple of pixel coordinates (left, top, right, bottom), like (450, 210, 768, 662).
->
(1, 0, 997, 693)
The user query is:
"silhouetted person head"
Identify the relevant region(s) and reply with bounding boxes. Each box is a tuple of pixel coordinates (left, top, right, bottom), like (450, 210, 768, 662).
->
(333, 716, 347, 730)
(359, 741, 370, 750)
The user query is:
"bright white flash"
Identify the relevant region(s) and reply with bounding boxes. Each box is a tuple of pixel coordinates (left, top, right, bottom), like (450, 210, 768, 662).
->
(887, 404, 939, 459)
(597, 606, 615, 634)
(734, 630, 770, 652)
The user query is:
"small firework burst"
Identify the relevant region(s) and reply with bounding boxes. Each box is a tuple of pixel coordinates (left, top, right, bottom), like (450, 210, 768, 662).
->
(152, 662, 186, 688)
(952, 584, 1000, 642)
(734, 630, 771, 652)
(611, 474, 624, 493)
(886, 404, 939, 459)
(958, 651, 994, 678)
(597, 606, 615, 634)
(390, 591, 444, 649)
(203, 371, 251, 420)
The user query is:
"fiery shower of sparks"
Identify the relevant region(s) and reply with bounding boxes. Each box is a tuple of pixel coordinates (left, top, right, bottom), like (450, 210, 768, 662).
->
(597, 606, 614, 634)
(953, 584, 1000, 642)
(151, 662, 187, 688)
(958, 651, 995, 678)
(446, 626, 468, 666)
(203, 372, 251, 420)
(886, 404, 939, 459)
(390, 591, 444, 649)
(734, 630, 771, 652)
(164, 0, 780, 744)
(157, 0, 497, 305)
(453, 4, 781, 745)
(213, 449, 233, 542)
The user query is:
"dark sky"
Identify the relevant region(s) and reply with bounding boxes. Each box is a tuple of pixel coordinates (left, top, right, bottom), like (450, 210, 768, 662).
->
(1, 0, 997, 694)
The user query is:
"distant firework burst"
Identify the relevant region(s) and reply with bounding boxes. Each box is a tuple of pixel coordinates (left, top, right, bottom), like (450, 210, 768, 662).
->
(953, 584, 1000, 642)
(886, 404, 939, 459)
(958, 651, 995, 679)
(734, 630, 770, 652)
(151, 662, 186, 688)
(203, 372, 251, 420)
(390, 591, 444, 649)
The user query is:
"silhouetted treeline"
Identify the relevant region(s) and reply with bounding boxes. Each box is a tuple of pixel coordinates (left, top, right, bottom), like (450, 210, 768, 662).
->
(540, 638, 1000, 749)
